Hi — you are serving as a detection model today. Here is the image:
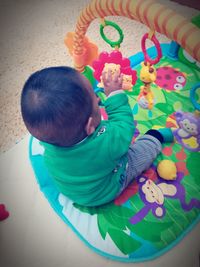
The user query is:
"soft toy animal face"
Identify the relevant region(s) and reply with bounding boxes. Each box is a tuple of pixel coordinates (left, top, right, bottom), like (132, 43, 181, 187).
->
(174, 111, 200, 152)
(130, 171, 200, 225)
(176, 111, 200, 136)
(142, 179, 164, 205)
(97, 63, 121, 88)
(122, 74, 132, 90)
(103, 63, 121, 76)
(123, 74, 132, 83)
(140, 61, 156, 83)
(180, 118, 198, 135)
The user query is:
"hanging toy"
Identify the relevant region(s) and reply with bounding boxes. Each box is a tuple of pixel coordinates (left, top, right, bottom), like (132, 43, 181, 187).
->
(97, 63, 121, 88)
(138, 31, 162, 111)
(92, 19, 137, 94)
(138, 61, 156, 110)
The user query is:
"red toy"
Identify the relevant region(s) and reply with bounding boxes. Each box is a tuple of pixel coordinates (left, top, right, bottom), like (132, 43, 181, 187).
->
(0, 204, 9, 221)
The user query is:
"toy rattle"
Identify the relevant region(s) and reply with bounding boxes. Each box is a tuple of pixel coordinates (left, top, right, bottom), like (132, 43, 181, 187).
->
(141, 31, 162, 66)
(138, 61, 156, 110)
(92, 19, 137, 95)
(138, 31, 162, 111)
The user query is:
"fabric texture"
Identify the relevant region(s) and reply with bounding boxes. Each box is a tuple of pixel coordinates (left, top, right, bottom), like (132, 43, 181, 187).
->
(158, 128, 174, 143)
(41, 93, 135, 206)
(119, 134, 162, 193)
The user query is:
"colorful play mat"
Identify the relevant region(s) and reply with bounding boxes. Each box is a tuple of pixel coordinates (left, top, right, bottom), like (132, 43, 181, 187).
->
(29, 0, 200, 263)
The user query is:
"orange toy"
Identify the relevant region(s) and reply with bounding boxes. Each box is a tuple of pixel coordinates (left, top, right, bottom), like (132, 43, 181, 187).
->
(65, 32, 98, 70)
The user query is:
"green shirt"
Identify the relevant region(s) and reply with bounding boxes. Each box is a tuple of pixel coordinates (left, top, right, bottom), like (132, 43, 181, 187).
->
(41, 93, 135, 206)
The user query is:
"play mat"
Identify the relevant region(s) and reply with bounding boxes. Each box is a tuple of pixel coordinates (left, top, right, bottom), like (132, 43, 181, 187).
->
(29, 0, 200, 263)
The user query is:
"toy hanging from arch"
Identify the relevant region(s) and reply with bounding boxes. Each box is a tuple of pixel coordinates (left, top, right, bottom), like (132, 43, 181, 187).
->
(137, 61, 157, 110)
(137, 31, 162, 112)
(92, 19, 137, 92)
(141, 30, 162, 65)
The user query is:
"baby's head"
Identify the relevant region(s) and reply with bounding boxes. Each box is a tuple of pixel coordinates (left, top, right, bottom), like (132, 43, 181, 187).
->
(21, 66, 101, 146)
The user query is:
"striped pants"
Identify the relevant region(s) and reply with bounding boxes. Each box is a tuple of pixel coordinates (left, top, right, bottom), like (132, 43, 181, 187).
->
(118, 134, 162, 194)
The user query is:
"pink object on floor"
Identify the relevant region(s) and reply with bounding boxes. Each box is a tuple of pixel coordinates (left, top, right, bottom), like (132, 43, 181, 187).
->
(0, 204, 9, 221)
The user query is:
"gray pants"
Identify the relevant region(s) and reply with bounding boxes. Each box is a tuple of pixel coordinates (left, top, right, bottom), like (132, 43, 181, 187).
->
(118, 134, 162, 194)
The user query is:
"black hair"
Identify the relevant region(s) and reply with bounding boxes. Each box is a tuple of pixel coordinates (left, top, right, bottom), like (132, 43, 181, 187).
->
(21, 66, 93, 146)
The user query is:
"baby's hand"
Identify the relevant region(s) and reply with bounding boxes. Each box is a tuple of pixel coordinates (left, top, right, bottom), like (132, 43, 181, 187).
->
(102, 69, 123, 96)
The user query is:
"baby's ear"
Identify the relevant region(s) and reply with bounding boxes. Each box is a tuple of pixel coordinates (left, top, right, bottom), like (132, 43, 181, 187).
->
(85, 117, 95, 136)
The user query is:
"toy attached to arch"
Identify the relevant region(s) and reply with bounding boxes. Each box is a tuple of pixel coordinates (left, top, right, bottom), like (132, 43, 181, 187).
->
(99, 19, 124, 49)
(92, 50, 137, 92)
(141, 31, 162, 66)
(137, 60, 157, 111)
(136, 30, 162, 114)
(65, 18, 138, 94)
(92, 18, 137, 93)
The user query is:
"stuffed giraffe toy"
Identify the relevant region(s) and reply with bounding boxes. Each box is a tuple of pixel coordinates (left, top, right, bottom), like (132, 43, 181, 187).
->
(138, 61, 157, 110)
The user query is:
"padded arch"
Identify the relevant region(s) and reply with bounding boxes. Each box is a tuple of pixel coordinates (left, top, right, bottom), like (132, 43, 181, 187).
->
(68, 0, 200, 71)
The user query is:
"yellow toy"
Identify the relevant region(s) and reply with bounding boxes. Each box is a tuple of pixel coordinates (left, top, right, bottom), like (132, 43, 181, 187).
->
(97, 63, 121, 88)
(97, 63, 133, 91)
(157, 160, 177, 180)
(122, 74, 133, 91)
(140, 61, 157, 83)
(138, 61, 156, 110)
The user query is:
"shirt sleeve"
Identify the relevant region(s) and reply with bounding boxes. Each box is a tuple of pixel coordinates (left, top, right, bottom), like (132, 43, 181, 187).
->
(104, 92, 135, 161)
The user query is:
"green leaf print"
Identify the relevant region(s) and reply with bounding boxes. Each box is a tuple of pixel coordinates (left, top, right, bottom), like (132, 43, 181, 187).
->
(97, 214, 108, 240)
(155, 103, 174, 116)
(128, 220, 172, 247)
(151, 84, 166, 103)
(108, 228, 141, 255)
(133, 104, 166, 121)
(74, 202, 142, 254)
(182, 174, 200, 203)
(186, 153, 200, 181)
(137, 115, 167, 131)
(73, 203, 98, 215)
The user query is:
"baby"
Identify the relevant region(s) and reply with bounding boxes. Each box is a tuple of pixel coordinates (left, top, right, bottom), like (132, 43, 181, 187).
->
(21, 66, 173, 206)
